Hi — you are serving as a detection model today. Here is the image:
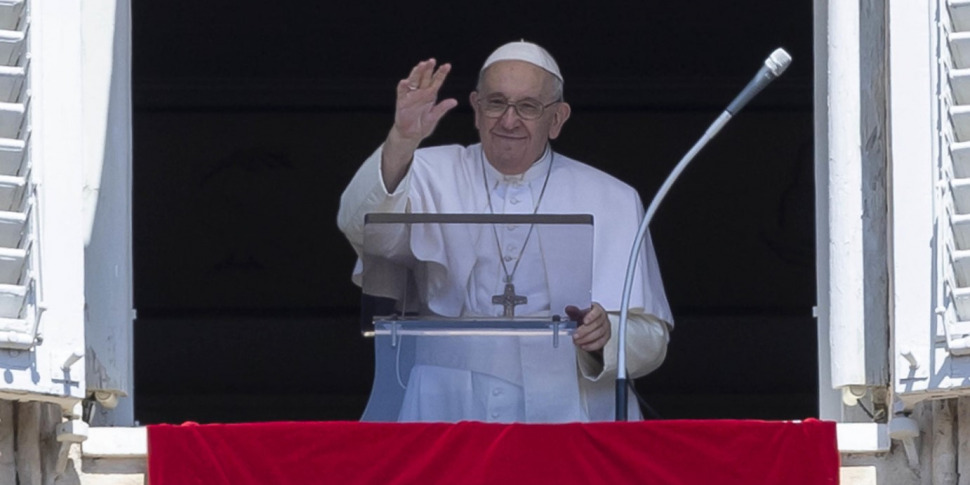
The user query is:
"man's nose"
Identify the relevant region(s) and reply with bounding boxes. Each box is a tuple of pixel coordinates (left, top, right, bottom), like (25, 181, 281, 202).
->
(498, 105, 520, 128)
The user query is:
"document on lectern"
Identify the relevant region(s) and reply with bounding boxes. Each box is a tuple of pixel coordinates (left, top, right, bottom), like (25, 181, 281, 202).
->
(358, 213, 594, 422)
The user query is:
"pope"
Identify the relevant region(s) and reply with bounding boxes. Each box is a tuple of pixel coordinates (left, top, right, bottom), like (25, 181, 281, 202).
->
(338, 41, 673, 422)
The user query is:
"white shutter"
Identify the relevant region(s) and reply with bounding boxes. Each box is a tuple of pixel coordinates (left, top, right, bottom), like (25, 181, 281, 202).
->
(0, 0, 37, 351)
(891, 0, 970, 406)
(0, 0, 86, 406)
(940, 0, 970, 357)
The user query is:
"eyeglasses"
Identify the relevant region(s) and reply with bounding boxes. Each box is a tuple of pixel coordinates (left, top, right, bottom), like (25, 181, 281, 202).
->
(477, 96, 560, 120)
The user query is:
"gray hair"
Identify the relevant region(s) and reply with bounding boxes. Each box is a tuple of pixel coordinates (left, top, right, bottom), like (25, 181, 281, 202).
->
(476, 66, 564, 102)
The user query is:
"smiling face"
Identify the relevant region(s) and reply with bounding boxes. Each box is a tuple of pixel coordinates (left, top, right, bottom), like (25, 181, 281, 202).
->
(470, 60, 571, 175)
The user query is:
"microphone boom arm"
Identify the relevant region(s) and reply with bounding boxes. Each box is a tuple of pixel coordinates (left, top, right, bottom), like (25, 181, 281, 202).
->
(614, 48, 791, 421)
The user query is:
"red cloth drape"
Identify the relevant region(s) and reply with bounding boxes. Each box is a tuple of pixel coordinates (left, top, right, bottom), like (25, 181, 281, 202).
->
(147, 419, 838, 485)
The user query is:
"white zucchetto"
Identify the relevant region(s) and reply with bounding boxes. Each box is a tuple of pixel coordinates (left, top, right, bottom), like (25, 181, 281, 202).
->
(481, 41, 563, 84)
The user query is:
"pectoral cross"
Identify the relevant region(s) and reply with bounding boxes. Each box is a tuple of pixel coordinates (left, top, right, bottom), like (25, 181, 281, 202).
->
(492, 282, 527, 318)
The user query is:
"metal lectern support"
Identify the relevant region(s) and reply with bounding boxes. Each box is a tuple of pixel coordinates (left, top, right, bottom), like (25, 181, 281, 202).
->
(372, 317, 578, 349)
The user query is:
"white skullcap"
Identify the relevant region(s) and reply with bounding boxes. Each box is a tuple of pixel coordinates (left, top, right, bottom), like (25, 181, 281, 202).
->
(481, 41, 563, 84)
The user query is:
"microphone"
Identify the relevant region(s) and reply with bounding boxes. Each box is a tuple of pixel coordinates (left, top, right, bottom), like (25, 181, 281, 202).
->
(615, 48, 792, 421)
(726, 48, 793, 115)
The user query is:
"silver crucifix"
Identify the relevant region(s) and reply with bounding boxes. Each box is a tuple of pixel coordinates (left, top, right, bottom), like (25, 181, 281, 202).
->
(492, 282, 527, 318)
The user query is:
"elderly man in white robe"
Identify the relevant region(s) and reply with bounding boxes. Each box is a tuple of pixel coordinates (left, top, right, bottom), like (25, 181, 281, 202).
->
(338, 41, 673, 422)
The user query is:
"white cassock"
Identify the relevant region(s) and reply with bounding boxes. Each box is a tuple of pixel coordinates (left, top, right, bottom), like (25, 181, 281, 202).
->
(338, 143, 673, 422)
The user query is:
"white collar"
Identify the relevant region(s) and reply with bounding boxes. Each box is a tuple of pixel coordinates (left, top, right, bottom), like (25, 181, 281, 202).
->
(480, 146, 553, 188)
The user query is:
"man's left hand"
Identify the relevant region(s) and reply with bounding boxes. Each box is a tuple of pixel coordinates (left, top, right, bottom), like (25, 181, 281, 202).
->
(566, 302, 610, 353)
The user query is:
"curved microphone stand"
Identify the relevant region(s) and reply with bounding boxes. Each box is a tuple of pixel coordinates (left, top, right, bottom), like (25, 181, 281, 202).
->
(615, 48, 792, 420)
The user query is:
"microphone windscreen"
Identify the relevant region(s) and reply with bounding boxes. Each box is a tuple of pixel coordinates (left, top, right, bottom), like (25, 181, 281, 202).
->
(765, 48, 792, 77)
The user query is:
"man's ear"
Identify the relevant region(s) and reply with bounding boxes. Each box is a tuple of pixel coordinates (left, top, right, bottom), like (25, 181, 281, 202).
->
(470, 91, 481, 130)
(548, 102, 571, 140)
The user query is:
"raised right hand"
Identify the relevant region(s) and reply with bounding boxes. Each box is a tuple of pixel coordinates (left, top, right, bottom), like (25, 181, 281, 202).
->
(381, 59, 458, 191)
(391, 58, 458, 146)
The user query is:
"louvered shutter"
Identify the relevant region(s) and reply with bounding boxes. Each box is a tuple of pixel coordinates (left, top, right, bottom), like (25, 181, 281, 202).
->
(940, 1, 970, 357)
(0, 0, 35, 350)
(0, 0, 86, 405)
(890, 0, 970, 404)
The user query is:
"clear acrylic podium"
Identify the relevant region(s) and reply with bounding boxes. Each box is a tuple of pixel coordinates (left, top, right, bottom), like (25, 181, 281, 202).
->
(359, 213, 593, 422)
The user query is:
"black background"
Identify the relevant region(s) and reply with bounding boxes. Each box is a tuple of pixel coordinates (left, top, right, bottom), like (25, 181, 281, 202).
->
(132, 1, 817, 423)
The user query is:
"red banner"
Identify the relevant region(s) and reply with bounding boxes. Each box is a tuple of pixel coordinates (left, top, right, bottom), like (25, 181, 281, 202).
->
(148, 419, 838, 485)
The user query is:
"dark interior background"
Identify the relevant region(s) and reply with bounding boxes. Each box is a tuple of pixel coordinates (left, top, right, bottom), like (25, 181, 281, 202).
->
(131, 1, 817, 423)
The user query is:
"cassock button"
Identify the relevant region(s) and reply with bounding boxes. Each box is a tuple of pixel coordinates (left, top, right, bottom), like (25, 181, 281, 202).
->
(506, 244, 517, 253)
(510, 196, 520, 204)
(492, 388, 503, 396)
(490, 412, 500, 419)
(503, 255, 515, 262)
(506, 224, 518, 231)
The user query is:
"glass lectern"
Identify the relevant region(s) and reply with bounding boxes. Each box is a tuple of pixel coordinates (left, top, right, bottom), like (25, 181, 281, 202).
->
(359, 213, 593, 421)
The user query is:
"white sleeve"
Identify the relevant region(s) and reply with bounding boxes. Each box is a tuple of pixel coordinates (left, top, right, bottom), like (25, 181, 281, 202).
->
(576, 309, 670, 381)
(337, 144, 411, 251)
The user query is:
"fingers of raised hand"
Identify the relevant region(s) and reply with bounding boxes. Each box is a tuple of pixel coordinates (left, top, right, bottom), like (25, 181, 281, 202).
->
(430, 62, 452, 90)
(398, 59, 451, 98)
(429, 98, 459, 119)
(397, 79, 417, 98)
(419, 59, 436, 87)
(397, 62, 425, 98)
(406, 59, 432, 88)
